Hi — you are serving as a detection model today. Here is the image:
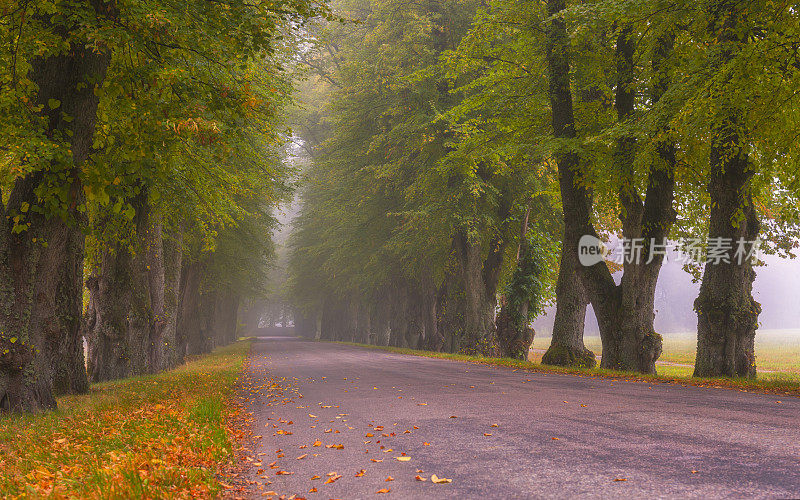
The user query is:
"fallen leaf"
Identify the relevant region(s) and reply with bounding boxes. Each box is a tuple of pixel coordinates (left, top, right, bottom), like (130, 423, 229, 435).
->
(275, 471, 293, 475)
(614, 478, 627, 482)
(309, 487, 318, 493)
(376, 488, 391, 494)
(355, 469, 366, 477)
(297, 454, 307, 460)
(431, 474, 452, 484)
(415, 475, 427, 481)
(371, 459, 383, 463)
(483, 433, 492, 437)
(324, 474, 342, 484)
(396, 457, 411, 462)
(385, 476, 394, 481)
(310, 475, 320, 480)
(313, 440, 322, 447)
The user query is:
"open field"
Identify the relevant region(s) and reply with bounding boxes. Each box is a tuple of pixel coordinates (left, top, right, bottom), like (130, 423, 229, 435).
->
(0, 340, 250, 499)
(530, 329, 800, 381)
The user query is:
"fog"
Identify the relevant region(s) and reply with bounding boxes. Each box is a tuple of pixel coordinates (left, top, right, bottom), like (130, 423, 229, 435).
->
(533, 254, 800, 338)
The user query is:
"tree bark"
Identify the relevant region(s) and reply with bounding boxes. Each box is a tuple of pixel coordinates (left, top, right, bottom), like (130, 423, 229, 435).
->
(212, 289, 239, 346)
(177, 261, 213, 357)
(588, 25, 674, 374)
(542, 246, 595, 366)
(161, 232, 183, 369)
(453, 232, 503, 356)
(694, 1, 759, 378)
(86, 196, 153, 382)
(543, 13, 675, 374)
(497, 234, 536, 360)
(0, 1, 114, 410)
(541, 0, 596, 368)
(146, 214, 167, 373)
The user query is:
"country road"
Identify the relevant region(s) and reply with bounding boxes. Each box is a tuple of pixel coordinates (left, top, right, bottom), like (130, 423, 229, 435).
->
(236, 338, 800, 499)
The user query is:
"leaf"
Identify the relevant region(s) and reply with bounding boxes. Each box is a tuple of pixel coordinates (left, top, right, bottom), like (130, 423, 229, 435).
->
(395, 457, 410, 462)
(415, 475, 427, 481)
(376, 488, 391, 493)
(324, 474, 342, 484)
(48, 99, 60, 109)
(431, 474, 452, 484)
(614, 478, 627, 482)
(355, 469, 366, 477)
(123, 205, 136, 220)
(313, 440, 322, 447)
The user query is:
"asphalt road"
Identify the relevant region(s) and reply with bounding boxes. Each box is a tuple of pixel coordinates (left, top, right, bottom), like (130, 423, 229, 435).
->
(237, 338, 800, 499)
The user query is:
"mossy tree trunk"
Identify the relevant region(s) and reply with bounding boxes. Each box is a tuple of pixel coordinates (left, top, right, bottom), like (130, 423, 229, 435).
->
(694, 1, 760, 379)
(86, 195, 153, 382)
(0, 0, 113, 411)
(162, 233, 183, 369)
(497, 233, 537, 360)
(452, 232, 504, 356)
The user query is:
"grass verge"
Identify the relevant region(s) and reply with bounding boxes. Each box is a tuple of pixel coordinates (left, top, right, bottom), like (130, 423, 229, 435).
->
(330, 341, 800, 398)
(0, 339, 252, 499)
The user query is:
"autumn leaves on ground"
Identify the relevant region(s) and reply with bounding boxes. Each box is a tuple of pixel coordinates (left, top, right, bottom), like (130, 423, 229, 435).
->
(0, 342, 249, 498)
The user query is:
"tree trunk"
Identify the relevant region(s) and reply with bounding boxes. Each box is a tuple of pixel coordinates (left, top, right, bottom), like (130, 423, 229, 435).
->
(496, 235, 537, 360)
(541, 0, 596, 368)
(162, 233, 183, 369)
(594, 28, 675, 373)
(453, 232, 502, 356)
(694, 4, 759, 378)
(0, 0, 113, 412)
(86, 197, 153, 382)
(419, 278, 444, 351)
(177, 261, 212, 357)
(543, 11, 674, 374)
(542, 243, 595, 367)
(212, 289, 239, 346)
(146, 214, 167, 373)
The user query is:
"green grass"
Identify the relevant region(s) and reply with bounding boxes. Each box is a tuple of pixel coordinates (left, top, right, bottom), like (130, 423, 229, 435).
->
(0, 339, 252, 499)
(331, 340, 800, 398)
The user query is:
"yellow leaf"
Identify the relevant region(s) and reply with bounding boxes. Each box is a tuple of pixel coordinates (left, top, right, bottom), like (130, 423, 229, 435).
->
(431, 474, 452, 484)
